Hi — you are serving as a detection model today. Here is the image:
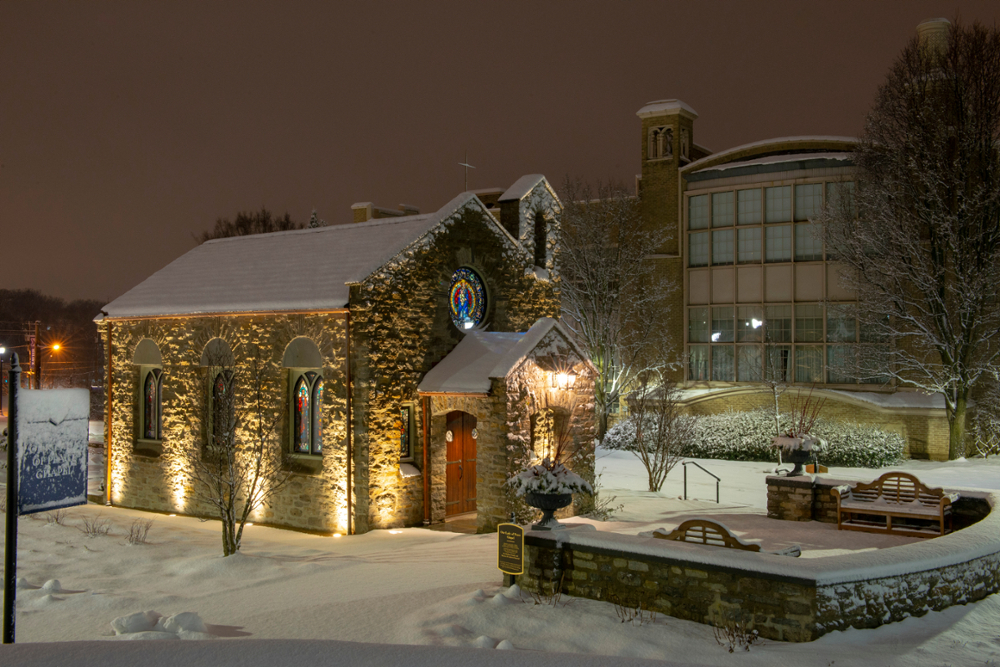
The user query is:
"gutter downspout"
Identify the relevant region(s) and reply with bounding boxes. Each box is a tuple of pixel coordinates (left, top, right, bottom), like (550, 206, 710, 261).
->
(105, 321, 114, 506)
(422, 395, 430, 525)
(345, 312, 353, 535)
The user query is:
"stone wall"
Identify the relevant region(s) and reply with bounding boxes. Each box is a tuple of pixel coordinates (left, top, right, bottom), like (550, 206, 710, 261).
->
(521, 493, 999, 642)
(100, 313, 351, 534)
(521, 529, 818, 642)
(350, 203, 561, 531)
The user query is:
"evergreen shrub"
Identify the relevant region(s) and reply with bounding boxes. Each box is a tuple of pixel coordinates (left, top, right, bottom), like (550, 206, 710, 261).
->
(603, 407, 906, 468)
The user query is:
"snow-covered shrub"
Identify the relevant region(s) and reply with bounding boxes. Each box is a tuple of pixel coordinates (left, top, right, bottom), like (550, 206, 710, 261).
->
(508, 458, 594, 496)
(680, 408, 904, 468)
(814, 420, 906, 468)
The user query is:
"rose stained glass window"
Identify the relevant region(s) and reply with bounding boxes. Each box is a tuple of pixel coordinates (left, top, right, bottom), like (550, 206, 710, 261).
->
(449, 267, 486, 330)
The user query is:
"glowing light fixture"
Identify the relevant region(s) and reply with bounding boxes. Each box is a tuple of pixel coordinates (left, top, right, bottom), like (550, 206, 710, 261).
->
(711, 332, 721, 342)
(389, 530, 402, 534)
(751, 318, 763, 329)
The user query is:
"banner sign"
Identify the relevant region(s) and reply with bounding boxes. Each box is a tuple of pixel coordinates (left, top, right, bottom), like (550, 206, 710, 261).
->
(497, 523, 524, 575)
(16, 389, 89, 515)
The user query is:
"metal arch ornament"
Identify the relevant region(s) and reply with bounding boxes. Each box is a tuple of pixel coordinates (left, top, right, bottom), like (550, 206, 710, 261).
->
(446, 430, 454, 442)
(471, 428, 478, 440)
(449, 267, 486, 330)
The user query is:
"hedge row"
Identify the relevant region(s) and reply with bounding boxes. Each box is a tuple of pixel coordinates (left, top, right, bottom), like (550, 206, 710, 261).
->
(604, 407, 906, 468)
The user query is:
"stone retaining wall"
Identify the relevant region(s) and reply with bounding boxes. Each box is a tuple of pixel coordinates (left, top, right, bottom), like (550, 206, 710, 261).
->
(519, 490, 998, 642)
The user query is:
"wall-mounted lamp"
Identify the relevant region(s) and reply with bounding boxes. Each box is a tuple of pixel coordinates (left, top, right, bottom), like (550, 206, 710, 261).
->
(551, 371, 576, 390)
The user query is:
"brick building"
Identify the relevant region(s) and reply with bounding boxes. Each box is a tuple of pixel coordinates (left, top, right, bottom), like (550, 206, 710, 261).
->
(97, 175, 595, 534)
(634, 98, 953, 460)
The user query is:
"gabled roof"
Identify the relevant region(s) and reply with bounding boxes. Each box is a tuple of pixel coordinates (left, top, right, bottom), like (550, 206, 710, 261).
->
(100, 191, 525, 319)
(499, 174, 547, 202)
(418, 318, 588, 395)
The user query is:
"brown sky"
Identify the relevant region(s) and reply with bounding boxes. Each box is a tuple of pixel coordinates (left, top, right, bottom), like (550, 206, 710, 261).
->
(2, 1, 998, 304)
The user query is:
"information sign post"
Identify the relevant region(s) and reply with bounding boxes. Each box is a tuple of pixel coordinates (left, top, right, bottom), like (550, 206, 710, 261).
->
(497, 523, 524, 587)
(2, 355, 88, 644)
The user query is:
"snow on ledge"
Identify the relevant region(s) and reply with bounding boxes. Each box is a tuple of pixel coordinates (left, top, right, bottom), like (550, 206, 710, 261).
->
(527, 491, 1000, 587)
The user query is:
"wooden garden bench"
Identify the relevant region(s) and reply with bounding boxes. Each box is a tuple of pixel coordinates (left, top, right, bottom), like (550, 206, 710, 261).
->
(652, 518, 800, 557)
(832, 472, 958, 537)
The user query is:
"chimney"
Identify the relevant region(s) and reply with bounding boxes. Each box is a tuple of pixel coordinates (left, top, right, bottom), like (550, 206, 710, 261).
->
(352, 202, 374, 223)
(917, 18, 950, 57)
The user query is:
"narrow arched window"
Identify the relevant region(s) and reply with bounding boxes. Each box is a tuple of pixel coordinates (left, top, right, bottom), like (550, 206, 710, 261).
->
(312, 378, 324, 454)
(212, 371, 233, 447)
(143, 368, 163, 440)
(291, 370, 322, 455)
(533, 210, 547, 268)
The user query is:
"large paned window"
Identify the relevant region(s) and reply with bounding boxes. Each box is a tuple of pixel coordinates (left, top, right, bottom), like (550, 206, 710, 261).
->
(711, 345, 735, 381)
(711, 306, 734, 342)
(737, 228, 762, 263)
(765, 225, 792, 262)
(827, 306, 857, 342)
(291, 370, 324, 455)
(689, 232, 709, 267)
(765, 186, 791, 222)
(712, 229, 734, 265)
(765, 305, 792, 342)
(142, 368, 163, 440)
(795, 305, 824, 342)
(765, 345, 792, 382)
(826, 181, 855, 218)
(737, 306, 763, 342)
(794, 183, 823, 221)
(827, 345, 857, 384)
(737, 188, 762, 225)
(794, 222, 823, 261)
(689, 195, 709, 229)
(689, 307, 710, 343)
(795, 346, 823, 383)
(689, 346, 710, 381)
(737, 345, 762, 381)
(712, 192, 734, 227)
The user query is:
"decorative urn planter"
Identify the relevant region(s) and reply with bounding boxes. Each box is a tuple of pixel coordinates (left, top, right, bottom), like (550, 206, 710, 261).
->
(772, 436, 824, 477)
(524, 492, 573, 530)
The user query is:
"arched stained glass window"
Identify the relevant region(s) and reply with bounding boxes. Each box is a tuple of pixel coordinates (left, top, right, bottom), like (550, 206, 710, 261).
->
(291, 370, 323, 455)
(312, 378, 324, 454)
(449, 267, 486, 330)
(293, 375, 311, 454)
(143, 368, 163, 440)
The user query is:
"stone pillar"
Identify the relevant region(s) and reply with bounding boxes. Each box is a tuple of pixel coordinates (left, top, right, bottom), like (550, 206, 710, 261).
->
(766, 475, 815, 521)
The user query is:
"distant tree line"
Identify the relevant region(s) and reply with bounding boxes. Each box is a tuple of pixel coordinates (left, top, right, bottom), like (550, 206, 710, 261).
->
(196, 208, 304, 243)
(0, 289, 104, 415)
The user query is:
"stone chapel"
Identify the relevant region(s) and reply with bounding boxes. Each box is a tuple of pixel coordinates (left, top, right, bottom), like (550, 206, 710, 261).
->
(97, 175, 596, 535)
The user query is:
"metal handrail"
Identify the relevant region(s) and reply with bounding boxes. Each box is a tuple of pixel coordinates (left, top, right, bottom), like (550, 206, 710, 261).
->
(682, 460, 720, 504)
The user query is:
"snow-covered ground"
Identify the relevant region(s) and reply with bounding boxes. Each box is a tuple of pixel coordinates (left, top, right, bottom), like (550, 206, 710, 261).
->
(1, 445, 999, 666)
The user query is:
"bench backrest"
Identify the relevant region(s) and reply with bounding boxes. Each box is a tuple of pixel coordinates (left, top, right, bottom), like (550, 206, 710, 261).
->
(850, 472, 944, 507)
(653, 519, 761, 552)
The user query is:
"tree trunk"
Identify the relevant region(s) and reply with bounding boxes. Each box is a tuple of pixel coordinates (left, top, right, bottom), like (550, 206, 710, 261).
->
(948, 392, 968, 460)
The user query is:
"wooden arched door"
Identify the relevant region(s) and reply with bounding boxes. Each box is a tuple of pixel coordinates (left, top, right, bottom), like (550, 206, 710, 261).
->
(445, 411, 477, 516)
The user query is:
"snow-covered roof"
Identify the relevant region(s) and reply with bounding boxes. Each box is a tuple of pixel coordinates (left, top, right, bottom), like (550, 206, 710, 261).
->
(101, 192, 499, 319)
(690, 151, 852, 174)
(417, 330, 524, 395)
(498, 174, 546, 202)
(636, 99, 698, 120)
(681, 136, 857, 174)
(676, 386, 949, 411)
(418, 318, 574, 395)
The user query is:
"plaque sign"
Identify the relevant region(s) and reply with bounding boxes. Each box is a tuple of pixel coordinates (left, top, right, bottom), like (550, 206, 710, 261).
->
(497, 523, 524, 575)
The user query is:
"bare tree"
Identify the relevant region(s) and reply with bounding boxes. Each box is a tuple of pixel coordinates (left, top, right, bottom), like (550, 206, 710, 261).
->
(191, 347, 291, 556)
(558, 178, 678, 440)
(823, 22, 1000, 459)
(626, 367, 692, 492)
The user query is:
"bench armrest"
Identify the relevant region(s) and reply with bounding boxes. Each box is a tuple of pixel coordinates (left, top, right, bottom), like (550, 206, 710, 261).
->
(832, 484, 852, 499)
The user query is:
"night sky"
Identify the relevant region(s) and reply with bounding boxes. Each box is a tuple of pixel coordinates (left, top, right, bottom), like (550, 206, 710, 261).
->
(3, 1, 999, 304)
